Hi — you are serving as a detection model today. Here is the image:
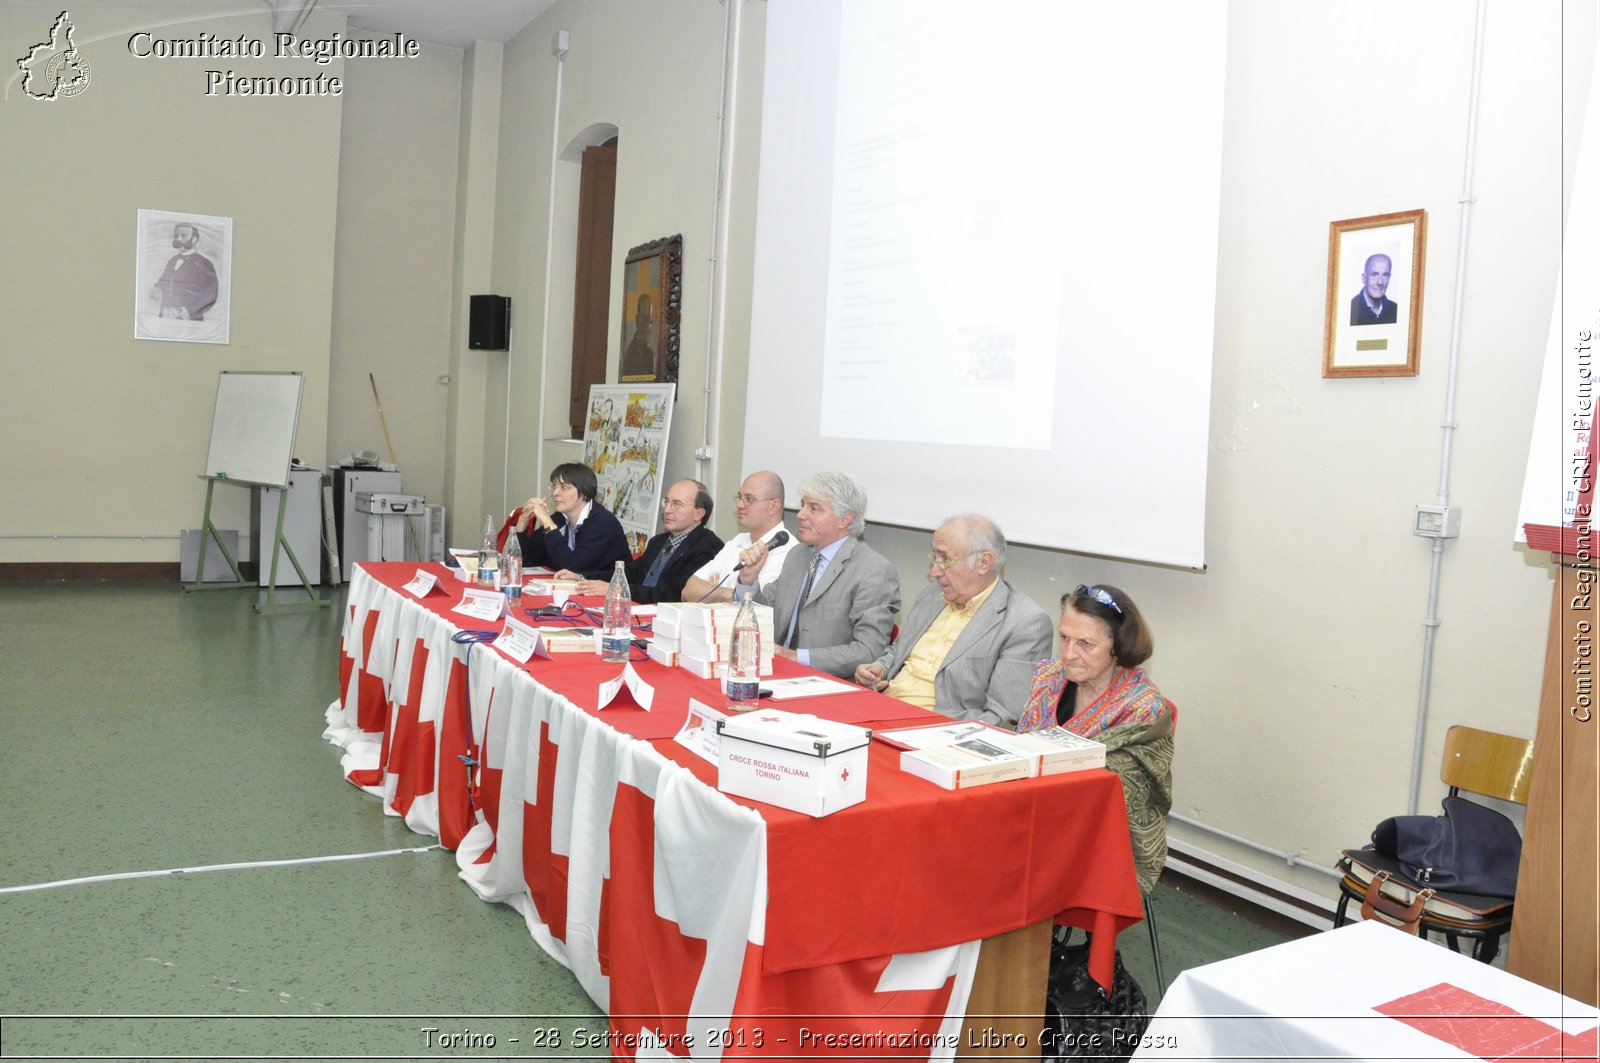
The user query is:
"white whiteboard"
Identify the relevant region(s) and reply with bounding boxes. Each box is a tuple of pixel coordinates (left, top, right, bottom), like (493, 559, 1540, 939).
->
(203, 371, 303, 488)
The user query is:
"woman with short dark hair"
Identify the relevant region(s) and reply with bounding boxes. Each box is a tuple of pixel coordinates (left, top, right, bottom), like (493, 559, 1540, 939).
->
(512, 463, 630, 579)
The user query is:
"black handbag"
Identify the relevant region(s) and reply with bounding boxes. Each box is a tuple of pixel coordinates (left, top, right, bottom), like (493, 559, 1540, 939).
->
(1042, 931, 1149, 1062)
(1371, 794, 1521, 896)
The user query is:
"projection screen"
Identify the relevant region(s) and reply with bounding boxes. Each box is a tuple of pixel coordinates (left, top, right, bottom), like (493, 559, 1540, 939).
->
(743, 0, 1228, 568)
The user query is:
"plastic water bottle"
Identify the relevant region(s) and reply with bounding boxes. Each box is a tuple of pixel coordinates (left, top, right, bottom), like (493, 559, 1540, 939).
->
(726, 597, 762, 710)
(501, 526, 523, 603)
(601, 560, 632, 662)
(477, 514, 500, 590)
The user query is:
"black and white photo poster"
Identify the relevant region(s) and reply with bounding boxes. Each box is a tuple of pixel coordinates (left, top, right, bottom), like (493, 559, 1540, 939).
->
(134, 208, 232, 344)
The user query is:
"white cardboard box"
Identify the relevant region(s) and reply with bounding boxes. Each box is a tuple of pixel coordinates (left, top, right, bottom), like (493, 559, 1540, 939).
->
(717, 710, 871, 817)
(654, 602, 688, 639)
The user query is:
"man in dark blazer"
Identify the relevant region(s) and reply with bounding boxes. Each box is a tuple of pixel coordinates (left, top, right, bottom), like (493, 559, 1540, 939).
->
(854, 515, 1052, 727)
(150, 221, 219, 320)
(569, 479, 721, 603)
(1349, 252, 1398, 325)
(733, 471, 901, 679)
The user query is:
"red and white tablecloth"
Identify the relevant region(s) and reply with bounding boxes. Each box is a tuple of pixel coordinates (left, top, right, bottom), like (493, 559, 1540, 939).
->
(325, 563, 1145, 1060)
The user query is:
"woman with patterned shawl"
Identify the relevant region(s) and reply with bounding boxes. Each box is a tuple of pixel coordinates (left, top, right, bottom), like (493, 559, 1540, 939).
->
(1017, 584, 1175, 895)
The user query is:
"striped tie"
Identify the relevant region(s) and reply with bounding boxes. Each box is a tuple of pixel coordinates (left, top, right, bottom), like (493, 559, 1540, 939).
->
(783, 549, 820, 650)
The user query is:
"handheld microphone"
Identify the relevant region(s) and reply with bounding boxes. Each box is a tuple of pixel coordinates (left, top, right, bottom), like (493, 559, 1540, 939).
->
(732, 530, 789, 572)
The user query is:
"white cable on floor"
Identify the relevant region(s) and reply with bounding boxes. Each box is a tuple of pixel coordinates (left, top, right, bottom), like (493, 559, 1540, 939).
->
(0, 845, 442, 895)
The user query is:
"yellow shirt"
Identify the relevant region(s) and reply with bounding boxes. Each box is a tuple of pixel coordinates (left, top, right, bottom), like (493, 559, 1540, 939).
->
(884, 579, 999, 710)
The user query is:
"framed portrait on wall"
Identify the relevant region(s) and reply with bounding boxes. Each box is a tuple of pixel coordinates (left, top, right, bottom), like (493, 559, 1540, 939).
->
(134, 208, 233, 344)
(618, 234, 683, 384)
(1322, 209, 1426, 378)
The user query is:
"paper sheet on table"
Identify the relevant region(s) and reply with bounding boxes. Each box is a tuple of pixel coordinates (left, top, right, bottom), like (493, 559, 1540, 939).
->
(761, 674, 864, 700)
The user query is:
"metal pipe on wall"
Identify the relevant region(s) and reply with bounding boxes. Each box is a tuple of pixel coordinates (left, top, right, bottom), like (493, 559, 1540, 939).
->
(1407, 0, 1488, 815)
(699, 0, 746, 499)
(532, 34, 568, 506)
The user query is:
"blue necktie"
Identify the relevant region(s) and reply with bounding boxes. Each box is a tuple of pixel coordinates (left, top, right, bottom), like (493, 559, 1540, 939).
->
(642, 538, 679, 588)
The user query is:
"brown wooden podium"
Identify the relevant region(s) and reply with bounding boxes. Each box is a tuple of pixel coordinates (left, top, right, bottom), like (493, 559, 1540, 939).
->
(1509, 533, 1600, 1007)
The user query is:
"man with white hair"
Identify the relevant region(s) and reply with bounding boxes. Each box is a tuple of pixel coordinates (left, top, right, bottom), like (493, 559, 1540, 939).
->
(734, 471, 900, 679)
(854, 514, 1052, 727)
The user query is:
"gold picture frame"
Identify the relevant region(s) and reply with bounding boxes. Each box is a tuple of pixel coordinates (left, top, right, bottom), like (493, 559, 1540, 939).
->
(618, 234, 683, 384)
(1323, 209, 1426, 378)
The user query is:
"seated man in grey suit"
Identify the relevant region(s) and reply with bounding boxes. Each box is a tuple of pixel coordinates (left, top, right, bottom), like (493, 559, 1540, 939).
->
(733, 471, 901, 679)
(853, 515, 1052, 727)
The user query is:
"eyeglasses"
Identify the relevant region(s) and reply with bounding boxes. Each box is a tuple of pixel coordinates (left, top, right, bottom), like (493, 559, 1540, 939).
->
(928, 551, 975, 571)
(1074, 584, 1123, 615)
(734, 494, 779, 506)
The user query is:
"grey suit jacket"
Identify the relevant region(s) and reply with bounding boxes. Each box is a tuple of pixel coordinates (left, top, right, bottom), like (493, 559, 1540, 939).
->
(754, 536, 901, 679)
(872, 578, 1053, 727)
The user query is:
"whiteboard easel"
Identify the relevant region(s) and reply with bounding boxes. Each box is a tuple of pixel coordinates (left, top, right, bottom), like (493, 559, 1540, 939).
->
(186, 371, 329, 611)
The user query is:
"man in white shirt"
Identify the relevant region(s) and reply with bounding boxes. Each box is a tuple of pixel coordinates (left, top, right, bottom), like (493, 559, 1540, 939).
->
(681, 470, 795, 602)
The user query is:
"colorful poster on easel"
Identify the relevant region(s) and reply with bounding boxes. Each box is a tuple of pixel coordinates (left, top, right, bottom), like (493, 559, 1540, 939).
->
(583, 384, 674, 556)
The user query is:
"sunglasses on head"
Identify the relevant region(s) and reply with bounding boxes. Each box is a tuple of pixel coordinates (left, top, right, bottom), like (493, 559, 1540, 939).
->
(1074, 584, 1122, 616)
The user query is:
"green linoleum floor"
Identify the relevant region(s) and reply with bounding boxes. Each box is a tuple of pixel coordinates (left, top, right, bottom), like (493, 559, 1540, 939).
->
(0, 579, 1308, 1060)
(1, 580, 604, 1059)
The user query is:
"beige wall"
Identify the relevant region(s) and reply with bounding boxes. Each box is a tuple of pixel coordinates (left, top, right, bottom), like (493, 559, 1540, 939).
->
(326, 37, 463, 513)
(1, 2, 348, 561)
(4, 0, 1592, 908)
(479, 0, 749, 527)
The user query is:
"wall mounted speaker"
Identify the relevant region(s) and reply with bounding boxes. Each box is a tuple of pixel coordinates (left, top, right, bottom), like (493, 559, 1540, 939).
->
(468, 294, 511, 350)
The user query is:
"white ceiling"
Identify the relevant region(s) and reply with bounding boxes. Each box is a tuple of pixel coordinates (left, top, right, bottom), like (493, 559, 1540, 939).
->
(299, 0, 558, 49)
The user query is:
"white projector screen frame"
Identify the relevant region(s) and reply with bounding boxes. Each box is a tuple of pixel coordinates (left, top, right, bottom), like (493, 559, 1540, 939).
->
(743, 0, 1227, 569)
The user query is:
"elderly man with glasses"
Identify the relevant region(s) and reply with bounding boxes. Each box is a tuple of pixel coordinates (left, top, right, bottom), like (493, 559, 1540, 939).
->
(681, 470, 796, 603)
(853, 514, 1052, 727)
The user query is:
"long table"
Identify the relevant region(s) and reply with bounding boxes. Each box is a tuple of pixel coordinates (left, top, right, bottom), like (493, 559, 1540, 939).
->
(1134, 920, 1599, 1061)
(324, 562, 1144, 1060)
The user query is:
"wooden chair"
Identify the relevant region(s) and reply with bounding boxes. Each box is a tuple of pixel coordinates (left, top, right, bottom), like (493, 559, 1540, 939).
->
(1334, 724, 1533, 963)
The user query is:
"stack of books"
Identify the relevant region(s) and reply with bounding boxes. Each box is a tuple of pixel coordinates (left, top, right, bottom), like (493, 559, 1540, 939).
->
(533, 626, 599, 654)
(881, 721, 1106, 790)
(653, 602, 775, 678)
